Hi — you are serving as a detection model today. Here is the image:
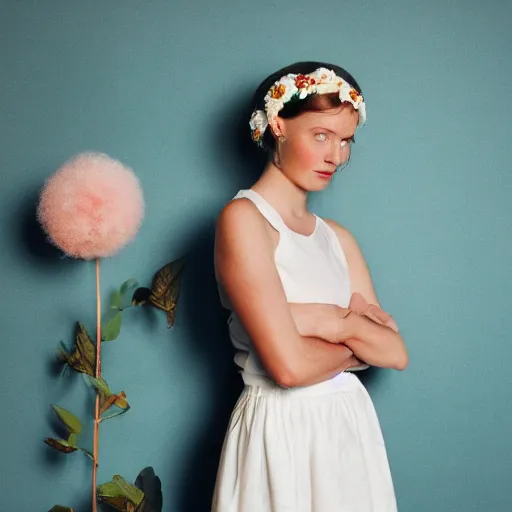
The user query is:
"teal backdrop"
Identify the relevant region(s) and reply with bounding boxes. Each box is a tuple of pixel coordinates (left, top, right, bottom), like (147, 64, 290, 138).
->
(1, 1, 511, 511)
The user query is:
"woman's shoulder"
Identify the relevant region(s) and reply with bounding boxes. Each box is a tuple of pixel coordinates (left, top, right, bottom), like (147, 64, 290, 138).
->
(320, 217, 353, 242)
(218, 193, 283, 238)
(217, 197, 280, 248)
(217, 197, 262, 233)
(214, 197, 279, 277)
(218, 196, 264, 224)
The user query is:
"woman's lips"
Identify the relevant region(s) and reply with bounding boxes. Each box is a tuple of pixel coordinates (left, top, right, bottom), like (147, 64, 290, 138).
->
(314, 170, 334, 179)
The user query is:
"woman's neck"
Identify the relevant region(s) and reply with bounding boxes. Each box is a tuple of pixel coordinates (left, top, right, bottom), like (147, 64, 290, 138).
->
(251, 163, 310, 219)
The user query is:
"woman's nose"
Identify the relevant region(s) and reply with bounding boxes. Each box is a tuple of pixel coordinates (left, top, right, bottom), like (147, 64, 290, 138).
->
(326, 142, 342, 167)
(326, 141, 350, 167)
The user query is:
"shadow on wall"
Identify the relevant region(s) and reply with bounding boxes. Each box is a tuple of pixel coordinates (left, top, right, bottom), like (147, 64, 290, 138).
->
(175, 221, 242, 512)
(176, 89, 267, 511)
(206, 84, 268, 189)
(16, 179, 81, 271)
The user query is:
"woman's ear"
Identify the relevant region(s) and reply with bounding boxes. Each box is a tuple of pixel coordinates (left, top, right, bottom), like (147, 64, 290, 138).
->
(269, 116, 286, 139)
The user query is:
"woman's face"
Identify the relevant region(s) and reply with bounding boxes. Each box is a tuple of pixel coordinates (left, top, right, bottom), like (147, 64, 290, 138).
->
(275, 105, 359, 191)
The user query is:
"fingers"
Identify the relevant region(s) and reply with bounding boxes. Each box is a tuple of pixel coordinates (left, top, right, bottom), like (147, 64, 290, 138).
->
(366, 304, 392, 323)
(366, 305, 399, 332)
(349, 293, 399, 331)
(348, 292, 369, 315)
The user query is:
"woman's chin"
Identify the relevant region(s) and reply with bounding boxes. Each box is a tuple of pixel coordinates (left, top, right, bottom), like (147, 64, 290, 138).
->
(307, 178, 333, 192)
(292, 173, 334, 192)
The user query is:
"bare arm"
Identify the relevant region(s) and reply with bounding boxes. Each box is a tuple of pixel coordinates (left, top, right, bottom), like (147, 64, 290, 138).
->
(289, 220, 409, 371)
(288, 303, 344, 343)
(289, 302, 365, 370)
(289, 301, 406, 370)
(342, 313, 407, 369)
(215, 199, 358, 388)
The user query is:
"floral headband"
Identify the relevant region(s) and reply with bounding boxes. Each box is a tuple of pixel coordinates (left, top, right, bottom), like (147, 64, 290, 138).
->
(249, 67, 366, 147)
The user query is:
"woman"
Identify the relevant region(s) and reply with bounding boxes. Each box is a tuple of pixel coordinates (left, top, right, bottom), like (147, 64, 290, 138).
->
(212, 61, 408, 512)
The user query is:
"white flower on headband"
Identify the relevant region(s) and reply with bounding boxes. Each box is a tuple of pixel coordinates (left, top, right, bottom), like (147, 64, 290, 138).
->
(249, 110, 268, 144)
(250, 67, 367, 147)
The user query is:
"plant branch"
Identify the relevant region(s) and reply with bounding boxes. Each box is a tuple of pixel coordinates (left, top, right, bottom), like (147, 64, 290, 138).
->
(92, 258, 102, 512)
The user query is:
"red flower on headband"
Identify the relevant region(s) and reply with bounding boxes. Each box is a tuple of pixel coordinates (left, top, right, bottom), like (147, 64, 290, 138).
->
(295, 74, 315, 90)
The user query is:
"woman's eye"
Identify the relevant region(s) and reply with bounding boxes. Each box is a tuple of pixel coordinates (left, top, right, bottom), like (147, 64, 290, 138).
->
(314, 133, 328, 142)
(341, 137, 355, 148)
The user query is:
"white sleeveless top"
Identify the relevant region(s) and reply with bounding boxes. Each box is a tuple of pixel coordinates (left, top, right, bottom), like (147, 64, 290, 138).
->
(216, 189, 367, 377)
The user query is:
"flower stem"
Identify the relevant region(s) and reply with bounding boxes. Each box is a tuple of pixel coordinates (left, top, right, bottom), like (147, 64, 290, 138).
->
(92, 258, 102, 512)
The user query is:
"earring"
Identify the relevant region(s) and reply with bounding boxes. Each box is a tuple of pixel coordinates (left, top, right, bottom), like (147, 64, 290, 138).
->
(273, 135, 285, 168)
(273, 152, 281, 168)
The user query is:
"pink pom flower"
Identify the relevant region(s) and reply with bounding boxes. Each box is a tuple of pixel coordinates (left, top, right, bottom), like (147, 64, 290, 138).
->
(37, 152, 145, 259)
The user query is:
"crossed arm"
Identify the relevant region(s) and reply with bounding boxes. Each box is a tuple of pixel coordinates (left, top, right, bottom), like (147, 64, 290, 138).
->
(215, 199, 408, 388)
(289, 296, 407, 370)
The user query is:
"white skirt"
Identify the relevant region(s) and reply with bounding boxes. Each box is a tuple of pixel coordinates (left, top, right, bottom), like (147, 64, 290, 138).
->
(212, 371, 397, 512)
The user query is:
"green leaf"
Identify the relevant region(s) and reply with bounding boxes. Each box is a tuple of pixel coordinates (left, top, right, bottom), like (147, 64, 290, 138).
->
(121, 278, 139, 296)
(135, 256, 186, 328)
(110, 289, 123, 310)
(51, 405, 82, 434)
(67, 433, 77, 446)
(102, 310, 123, 341)
(98, 475, 145, 511)
(111, 278, 139, 311)
(89, 376, 111, 397)
(98, 481, 122, 497)
(115, 278, 140, 310)
(48, 506, 74, 512)
(59, 322, 96, 376)
(44, 438, 78, 454)
(44, 438, 93, 462)
(87, 376, 130, 420)
(112, 475, 145, 503)
(113, 394, 130, 410)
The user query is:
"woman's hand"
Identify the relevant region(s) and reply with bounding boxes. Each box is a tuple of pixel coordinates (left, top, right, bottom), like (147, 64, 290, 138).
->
(288, 293, 398, 347)
(348, 292, 399, 332)
(326, 295, 399, 349)
(287, 298, 407, 370)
